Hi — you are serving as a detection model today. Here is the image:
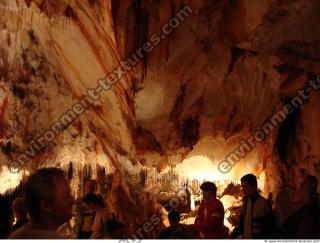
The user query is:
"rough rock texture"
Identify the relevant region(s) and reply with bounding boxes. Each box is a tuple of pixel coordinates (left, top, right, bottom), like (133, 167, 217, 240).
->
(1, 0, 320, 235)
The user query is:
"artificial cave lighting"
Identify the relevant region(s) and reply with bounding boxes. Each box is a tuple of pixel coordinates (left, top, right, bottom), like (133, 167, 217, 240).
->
(0, 166, 29, 194)
(174, 155, 237, 191)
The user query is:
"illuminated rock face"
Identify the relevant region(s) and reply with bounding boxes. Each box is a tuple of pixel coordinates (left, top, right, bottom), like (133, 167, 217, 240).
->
(0, 0, 320, 234)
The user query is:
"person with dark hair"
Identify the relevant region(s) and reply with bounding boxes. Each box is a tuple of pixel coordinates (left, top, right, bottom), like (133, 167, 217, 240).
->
(82, 193, 114, 239)
(231, 174, 275, 239)
(278, 174, 319, 239)
(279, 186, 318, 239)
(0, 194, 12, 239)
(194, 181, 224, 239)
(83, 193, 105, 207)
(158, 210, 187, 239)
(74, 179, 98, 239)
(300, 174, 319, 230)
(9, 167, 75, 239)
(12, 197, 29, 231)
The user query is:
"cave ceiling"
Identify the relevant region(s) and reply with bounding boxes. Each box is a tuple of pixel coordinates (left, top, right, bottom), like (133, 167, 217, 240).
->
(1, 0, 320, 194)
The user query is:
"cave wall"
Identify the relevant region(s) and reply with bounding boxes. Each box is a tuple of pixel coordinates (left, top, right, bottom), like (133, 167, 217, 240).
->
(112, 0, 320, 192)
(0, 0, 320, 206)
(0, 0, 135, 174)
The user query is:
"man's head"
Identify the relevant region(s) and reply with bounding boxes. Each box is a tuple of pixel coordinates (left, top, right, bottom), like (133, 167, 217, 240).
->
(168, 210, 180, 227)
(200, 181, 217, 201)
(23, 168, 75, 227)
(12, 197, 28, 220)
(82, 193, 104, 211)
(301, 174, 318, 192)
(241, 174, 258, 197)
(291, 187, 312, 209)
(296, 174, 318, 208)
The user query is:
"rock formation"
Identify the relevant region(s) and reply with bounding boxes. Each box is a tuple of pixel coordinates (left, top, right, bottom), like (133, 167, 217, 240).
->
(1, 0, 320, 235)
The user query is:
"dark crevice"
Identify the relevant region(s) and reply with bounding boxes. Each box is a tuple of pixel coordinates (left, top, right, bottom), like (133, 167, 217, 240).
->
(134, 126, 163, 154)
(64, 5, 74, 18)
(279, 46, 320, 63)
(111, 0, 149, 81)
(273, 64, 304, 75)
(227, 47, 246, 74)
(136, 0, 149, 81)
(12, 84, 26, 100)
(180, 117, 200, 148)
(275, 96, 299, 163)
(1, 141, 15, 155)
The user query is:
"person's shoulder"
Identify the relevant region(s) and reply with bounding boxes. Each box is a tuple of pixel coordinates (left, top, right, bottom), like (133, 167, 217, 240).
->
(158, 227, 171, 239)
(255, 193, 267, 202)
(256, 194, 272, 210)
(178, 223, 186, 231)
(8, 224, 31, 239)
(9, 225, 64, 239)
(215, 198, 224, 207)
(216, 197, 223, 203)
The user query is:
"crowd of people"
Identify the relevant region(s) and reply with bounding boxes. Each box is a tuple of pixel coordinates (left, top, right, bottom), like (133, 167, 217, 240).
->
(0, 167, 319, 239)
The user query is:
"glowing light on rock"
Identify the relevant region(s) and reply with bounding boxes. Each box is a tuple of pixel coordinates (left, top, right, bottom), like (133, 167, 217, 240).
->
(224, 209, 234, 231)
(190, 193, 195, 211)
(175, 155, 235, 183)
(0, 166, 28, 194)
(220, 195, 242, 231)
(57, 146, 115, 173)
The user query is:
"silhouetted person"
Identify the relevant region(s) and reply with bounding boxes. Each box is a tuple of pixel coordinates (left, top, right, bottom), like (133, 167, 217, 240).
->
(103, 219, 124, 239)
(12, 197, 29, 231)
(74, 179, 97, 239)
(231, 174, 275, 239)
(158, 210, 187, 239)
(0, 194, 12, 238)
(9, 168, 75, 239)
(82, 193, 114, 239)
(279, 178, 318, 239)
(300, 174, 319, 231)
(194, 181, 224, 239)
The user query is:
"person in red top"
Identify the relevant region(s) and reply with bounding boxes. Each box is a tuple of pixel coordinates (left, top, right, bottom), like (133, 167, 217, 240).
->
(194, 181, 224, 239)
